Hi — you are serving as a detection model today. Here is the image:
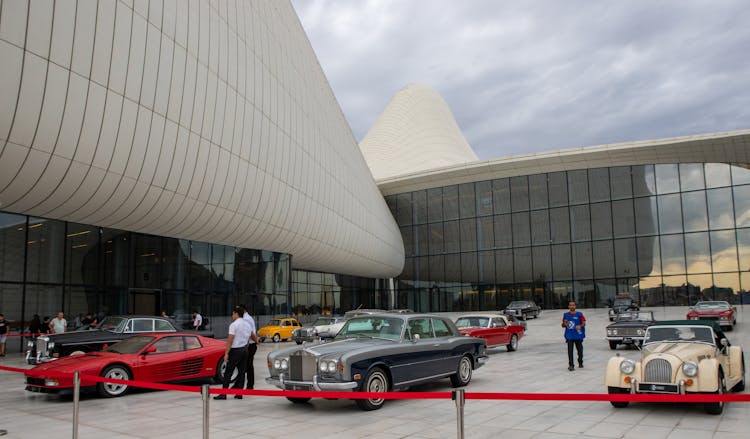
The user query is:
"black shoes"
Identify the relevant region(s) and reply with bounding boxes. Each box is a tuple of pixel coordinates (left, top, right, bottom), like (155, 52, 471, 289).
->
(234, 395, 243, 399)
(213, 395, 227, 400)
(568, 366, 574, 371)
(579, 363, 584, 368)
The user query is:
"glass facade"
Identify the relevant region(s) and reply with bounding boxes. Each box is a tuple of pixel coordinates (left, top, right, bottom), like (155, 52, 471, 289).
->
(388, 163, 750, 312)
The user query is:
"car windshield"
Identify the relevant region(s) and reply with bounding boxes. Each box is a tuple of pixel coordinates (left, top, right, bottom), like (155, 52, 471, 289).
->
(335, 316, 403, 341)
(313, 317, 334, 326)
(695, 301, 730, 310)
(267, 319, 282, 326)
(455, 317, 490, 328)
(645, 326, 714, 344)
(103, 336, 156, 354)
(613, 298, 633, 306)
(98, 317, 127, 332)
(507, 301, 527, 308)
(615, 311, 653, 322)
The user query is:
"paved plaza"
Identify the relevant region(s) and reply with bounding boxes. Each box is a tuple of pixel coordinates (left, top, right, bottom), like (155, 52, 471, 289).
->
(1, 307, 748, 438)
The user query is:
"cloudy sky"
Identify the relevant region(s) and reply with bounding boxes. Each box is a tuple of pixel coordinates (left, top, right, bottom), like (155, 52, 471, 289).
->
(291, 0, 750, 160)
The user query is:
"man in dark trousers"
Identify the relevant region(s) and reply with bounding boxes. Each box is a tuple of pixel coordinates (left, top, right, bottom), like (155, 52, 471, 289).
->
(214, 307, 250, 400)
(238, 305, 259, 389)
(562, 301, 586, 371)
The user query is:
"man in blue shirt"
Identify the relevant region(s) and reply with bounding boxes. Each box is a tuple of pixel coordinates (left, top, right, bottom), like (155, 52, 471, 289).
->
(562, 301, 586, 371)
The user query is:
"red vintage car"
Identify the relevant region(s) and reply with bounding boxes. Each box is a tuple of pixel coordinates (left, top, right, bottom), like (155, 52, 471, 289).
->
(686, 301, 738, 331)
(455, 313, 525, 351)
(25, 333, 230, 397)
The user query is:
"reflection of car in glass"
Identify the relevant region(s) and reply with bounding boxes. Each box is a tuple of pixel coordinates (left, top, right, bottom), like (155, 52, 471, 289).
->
(455, 314, 525, 351)
(25, 333, 230, 397)
(317, 309, 386, 339)
(606, 311, 656, 349)
(686, 301, 737, 331)
(257, 318, 302, 343)
(266, 313, 487, 410)
(292, 316, 345, 344)
(25, 315, 191, 365)
(503, 301, 540, 320)
(605, 320, 745, 414)
(608, 297, 639, 321)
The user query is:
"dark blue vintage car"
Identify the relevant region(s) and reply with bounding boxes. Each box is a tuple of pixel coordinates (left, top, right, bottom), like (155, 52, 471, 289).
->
(266, 313, 488, 410)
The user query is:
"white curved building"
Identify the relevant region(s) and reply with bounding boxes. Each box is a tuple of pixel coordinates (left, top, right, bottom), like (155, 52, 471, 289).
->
(0, 0, 403, 278)
(359, 83, 478, 180)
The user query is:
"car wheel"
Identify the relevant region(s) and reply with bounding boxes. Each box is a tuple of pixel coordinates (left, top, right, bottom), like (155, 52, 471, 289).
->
(97, 365, 131, 397)
(295, 340, 302, 345)
(609, 341, 618, 350)
(214, 357, 239, 385)
(355, 367, 389, 411)
(272, 334, 281, 343)
(704, 371, 726, 415)
(732, 355, 745, 392)
(450, 355, 473, 387)
(608, 386, 629, 408)
(507, 334, 518, 352)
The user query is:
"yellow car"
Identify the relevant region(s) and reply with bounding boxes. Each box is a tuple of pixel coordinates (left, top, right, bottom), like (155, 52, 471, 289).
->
(257, 318, 302, 343)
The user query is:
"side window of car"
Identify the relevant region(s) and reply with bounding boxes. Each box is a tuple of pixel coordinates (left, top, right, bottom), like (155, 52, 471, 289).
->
(184, 336, 201, 350)
(155, 320, 173, 331)
(432, 319, 452, 337)
(493, 318, 506, 328)
(153, 336, 184, 353)
(409, 318, 433, 339)
(133, 319, 153, 332)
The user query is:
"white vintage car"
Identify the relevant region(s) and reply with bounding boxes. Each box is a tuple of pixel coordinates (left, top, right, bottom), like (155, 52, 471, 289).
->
(605, 320, 745, 414)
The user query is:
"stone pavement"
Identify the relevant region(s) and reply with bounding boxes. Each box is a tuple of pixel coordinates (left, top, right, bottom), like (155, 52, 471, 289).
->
(0, 306, 748, 438)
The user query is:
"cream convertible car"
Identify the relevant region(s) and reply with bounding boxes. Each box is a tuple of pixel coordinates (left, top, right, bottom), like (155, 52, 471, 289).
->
(605, 320, 745, 414)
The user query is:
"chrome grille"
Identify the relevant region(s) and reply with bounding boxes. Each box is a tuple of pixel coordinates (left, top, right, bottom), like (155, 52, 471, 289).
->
(618, 328, 640, 336)
(289, 351, 317, 381)
(644, 358, 672, 383)
(36, 337, 49, 358)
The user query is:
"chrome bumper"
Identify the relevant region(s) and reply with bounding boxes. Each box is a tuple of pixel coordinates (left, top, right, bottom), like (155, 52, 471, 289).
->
(266, 373, 358, 391)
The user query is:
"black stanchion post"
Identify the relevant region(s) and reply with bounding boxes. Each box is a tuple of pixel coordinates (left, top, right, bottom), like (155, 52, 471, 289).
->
(201, 384, 209, 439)
(73, 371, 80, 439)
(453, 389, 465, 439)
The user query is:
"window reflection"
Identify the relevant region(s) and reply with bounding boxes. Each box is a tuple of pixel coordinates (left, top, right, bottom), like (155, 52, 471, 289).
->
(681, 192, 708, 232)
(610, 166, 632, 199)
(660, 234, 685, 275)
(734, 185, 750, 227)
(634, 197, 658, 235)
(732, 165, 750, 185)
(531, 210, 550, 244)
(529, 174, 549, 209)
(0, 213, 27, 282)
(706, 163, 732, 188)
(679, 163, 705, 191)
(612, 199, 635, 237)
(685, 233, 712, 273)
(568, 170, 589, 204)
(637, 236, 661, 276)
(707, 188, 735, 230)
(492, 178, 511, 214)
(711, 230, 738, 272)
(548, 172, 568, 207)
(655, 164, 680, 194)
(658, 194, 683, 234)
(632, 165, 656, 197)
(591, 202, 612, 239)
(589, 168, 610, 202)
(738, 229, 750, 272)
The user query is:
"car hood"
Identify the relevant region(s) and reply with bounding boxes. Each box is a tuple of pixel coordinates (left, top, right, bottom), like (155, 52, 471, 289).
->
(271, 337, 395, 358)
(27, 351, 121, 373)
(38, 330, 128, 344)
(608, 321, 652, 329)
(643, 342, 715, 361)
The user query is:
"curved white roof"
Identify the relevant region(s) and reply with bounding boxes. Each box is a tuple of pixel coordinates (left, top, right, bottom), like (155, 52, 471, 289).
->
(359, 83, 478, 180)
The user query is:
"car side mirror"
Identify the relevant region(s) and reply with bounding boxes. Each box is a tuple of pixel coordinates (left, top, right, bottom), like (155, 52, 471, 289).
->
(143, 346, 157, 355)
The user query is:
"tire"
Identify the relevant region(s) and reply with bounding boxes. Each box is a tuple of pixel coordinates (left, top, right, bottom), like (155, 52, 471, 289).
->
(704, 371, 726, 415)
(214, 357, 239, 385)
(732, 355, 745, 392)
(97, 365, 131, 397)
(355, 368, 389, 411)
(608, 386, 629, 408)
(258, 337, 265, 343)
(272, 333, 281, 343)
(286, 397, 311, 404)
(295, 340, 302, 345)
(506, 334, 518, 352)
(609, 341, 619, 350)
(450, 355, 473, 387)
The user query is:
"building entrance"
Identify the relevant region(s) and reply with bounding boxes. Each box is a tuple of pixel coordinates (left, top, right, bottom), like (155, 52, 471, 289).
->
(129, 289, 161, 315)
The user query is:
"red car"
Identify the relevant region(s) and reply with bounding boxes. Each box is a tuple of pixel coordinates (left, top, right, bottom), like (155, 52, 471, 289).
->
(686, 301, 738, 331)
(25, 333, 229, 397)
(455, 313, 525, 351)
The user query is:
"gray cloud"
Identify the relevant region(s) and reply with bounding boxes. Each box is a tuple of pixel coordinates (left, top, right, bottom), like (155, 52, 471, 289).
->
(292, 0, 750, 160)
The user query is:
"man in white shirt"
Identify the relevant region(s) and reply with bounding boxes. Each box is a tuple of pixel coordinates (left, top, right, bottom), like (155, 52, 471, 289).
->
(214, 307, 251, 400)
(192, 311, 203, 331)
(49, 312, 67, 334)
(239, 305, 260, 389)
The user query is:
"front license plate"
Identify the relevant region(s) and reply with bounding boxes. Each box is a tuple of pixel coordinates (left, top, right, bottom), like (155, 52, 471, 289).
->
(639, 383, 678, 393)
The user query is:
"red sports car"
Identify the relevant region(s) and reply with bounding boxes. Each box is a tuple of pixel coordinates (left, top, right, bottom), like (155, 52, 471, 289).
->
(25, 333, 230, 397)
(455, 313, 525, 351)
(686, 300, 738, 331)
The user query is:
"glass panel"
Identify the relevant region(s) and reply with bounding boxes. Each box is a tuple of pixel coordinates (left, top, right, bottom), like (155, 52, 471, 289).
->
(680, 163, 705, 191)
(614, 238, 637, 277)
(733, 164, 750, 185)
(444, 254, 461, 282)
(428, 223, 444, 254)
(662, 275, 688, 306)
(385, 195, 397, 217)
(572, 242, 592, 278)
(511, 212, 530, 246)
(589, 168, 610, 202)
(413, 190, 427, 224)
(401, 257, 414, 280)
(0, 212, 26, 282)
(428, 255, 444, 282)
(26, 218, 65, 283)
(459, 183, 476, 218)
(658, 194, 683, 234)
(711, 230, 738, 272)
(573, 280, 596, 308)
(26, 284, 64, 325)
(477, 217, 494, 250)
(634, 196, 658, 236)
(550, 207, 570, 243)
(590, 202, 612, 239)
(713, 272, 739, 302)
(593, 240, 614, 278)
(655, 164, 680, 194)
(508, 175, 530, 214)
(401, 226, 414, 257)
(685, 232, 712, 274)
(612, 199, 635, 238)
(738, 229, 750, 273)
(396, 193, 412, 225)
(532, 245, 551, 280)
(531, 210, 550, 245)
(705, 163, 731, 188)
(548, 172, 568, 207)
(459, 219, 477, 252)
(495, 249, 513, 283)
(444, 220, 460, 253)
(632, 165, 656, 197)
(65, 224, 99, 285)
(102, 229, 129, 287)
(687, 273, 713, 303)
(492, 178, 510, 214)
(660, 234, 685, 275)
(610, 166, 632, 200)
(682, 191, 708, 232)
(638, 276, 663, 307)
(494, 214, 512, 248)
(570, 205, 591, 242)
(637, 236, 661, 276)
(734, 185, 750, 227)
(478, 250, 494, 283)
(514, 247, 532, 282)
(529, 174, 548, 209)
(475, 181, 493, 216)
(415, 224, 428, 255)
(134, 234, 161, 289)
(551, 244, 572, 280)
(427, 188, 443, 222)
(742, 272, 750, 294)
(443, 186, 459, 221)
(707, 187, 735, 229)
(461, 252, 478, 281)
(568, 170, 589, 204)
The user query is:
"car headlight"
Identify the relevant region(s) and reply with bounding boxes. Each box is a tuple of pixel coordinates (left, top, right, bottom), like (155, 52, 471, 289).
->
(319, 359, 338, 373)
(682, 361, 698, 377)
(48, 342, 55, 349)
(607, 329, 613, 336)
(45, 379, 59, 386)
(636, 329, 644, 336)
(273, 358, 288, 370)
(620, 359, 635, 374)
(611, 329, 618, 335)
(27, 340, 34, 348)
(609, 310, 615, 315)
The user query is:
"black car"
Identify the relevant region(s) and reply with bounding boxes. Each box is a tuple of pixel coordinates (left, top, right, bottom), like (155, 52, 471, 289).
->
(503, 301, 541, 320)
(605, 311, 656, 349)
(608, 297, 640, 321)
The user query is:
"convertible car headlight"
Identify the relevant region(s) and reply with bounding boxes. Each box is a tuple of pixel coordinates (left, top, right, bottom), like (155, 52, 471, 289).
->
(319, 359, 338, 373)
(682, 361, 698, 377)
(620, 359, 635, 374)
(273, 358, 288, 370)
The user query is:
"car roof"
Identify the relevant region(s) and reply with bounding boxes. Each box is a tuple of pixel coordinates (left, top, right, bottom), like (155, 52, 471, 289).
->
(650, 319, 726, 338)
(455, 313, 506, 319)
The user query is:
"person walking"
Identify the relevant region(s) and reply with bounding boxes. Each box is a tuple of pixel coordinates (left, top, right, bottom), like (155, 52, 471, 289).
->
(49, 312, 67, 334)
(238, 305, 260, 390)
(0, 313, 8, 357)
(192, 310, 203, 331)
(562, 301, 586, 371)
(214, 306, 251, 400)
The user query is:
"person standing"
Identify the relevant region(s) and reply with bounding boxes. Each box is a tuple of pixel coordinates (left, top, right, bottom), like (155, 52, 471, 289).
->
(214, 307, 250, 400)
(28, 314, 42, 336)
(239, 305, 260, 390)
(40, 316, 51, 334)
(562, 301, 585, 371)
(0, 313, 8, 357)
(49, 312, 67, 334)
(192, 310, 203, 331)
